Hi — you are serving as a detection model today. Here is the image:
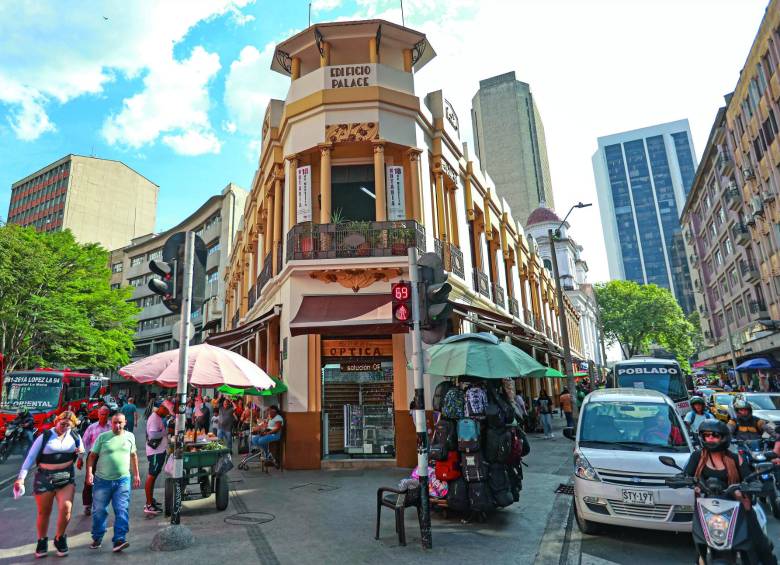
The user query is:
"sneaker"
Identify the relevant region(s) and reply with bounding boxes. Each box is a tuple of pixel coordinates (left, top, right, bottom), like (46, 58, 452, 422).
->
(144, 504, 162, 515)
(151, 499, 163, 511)
(89, 539, 102, 550)
(112, 540, 129, 553)
(84, 505, 92, 516)
(53, 535, 68, 557)
(34, 538, 48, 559)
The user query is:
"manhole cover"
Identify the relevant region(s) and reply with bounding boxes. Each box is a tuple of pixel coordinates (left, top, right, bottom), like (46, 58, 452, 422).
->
(224, 512, 275, 525)
(555, 483, 574, 495)
(289, 482, 340, 492)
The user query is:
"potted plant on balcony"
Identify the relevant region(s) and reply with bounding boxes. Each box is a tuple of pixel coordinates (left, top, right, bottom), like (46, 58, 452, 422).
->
(388, 222, 414, 256)
(298, 221, 316, 257)
(343, 220, 375, 257)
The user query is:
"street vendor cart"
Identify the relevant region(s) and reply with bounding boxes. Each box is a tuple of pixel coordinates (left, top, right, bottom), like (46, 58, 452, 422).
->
(164, 441, 232, 515)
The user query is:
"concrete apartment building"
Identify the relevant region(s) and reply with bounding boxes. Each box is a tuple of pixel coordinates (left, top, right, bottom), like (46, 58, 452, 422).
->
(109, 183, 247, 362)
(592, 120, 698, 314)
(471, 72, 555, 224)
(682, 2, 780, 384)
(7, 155, 158, 251)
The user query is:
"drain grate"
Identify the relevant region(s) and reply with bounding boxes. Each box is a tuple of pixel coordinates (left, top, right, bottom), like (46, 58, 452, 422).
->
(555, 483, 574, 495)
(224, 512, 275, 526)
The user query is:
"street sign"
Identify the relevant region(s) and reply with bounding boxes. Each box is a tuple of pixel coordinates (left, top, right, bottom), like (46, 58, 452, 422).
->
(171, 321, 195, 344)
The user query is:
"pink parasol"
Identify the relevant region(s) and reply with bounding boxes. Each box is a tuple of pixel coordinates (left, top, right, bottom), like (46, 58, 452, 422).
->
(119, 343, 275, 389)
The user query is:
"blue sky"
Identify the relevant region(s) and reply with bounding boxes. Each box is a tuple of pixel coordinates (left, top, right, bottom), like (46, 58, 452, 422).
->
(0, 0, 770, 281)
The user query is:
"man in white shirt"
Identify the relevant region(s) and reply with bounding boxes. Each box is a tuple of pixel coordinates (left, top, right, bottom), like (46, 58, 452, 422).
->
(80, 407, 111, 515)
(143, 399, 172, 515)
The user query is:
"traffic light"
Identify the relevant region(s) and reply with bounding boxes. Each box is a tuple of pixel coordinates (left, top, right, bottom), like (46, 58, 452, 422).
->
(391, 281, 412, 323)
(148, 231, 208, 315)
(148, 259, 179, 313)
(417, 252, 453, 344)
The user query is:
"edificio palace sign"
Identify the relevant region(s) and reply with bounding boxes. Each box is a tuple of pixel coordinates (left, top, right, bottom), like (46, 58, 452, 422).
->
(328, 65, 372, 89)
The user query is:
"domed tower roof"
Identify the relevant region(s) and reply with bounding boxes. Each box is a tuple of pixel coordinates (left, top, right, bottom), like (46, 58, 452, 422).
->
(526, 204, 561, 227)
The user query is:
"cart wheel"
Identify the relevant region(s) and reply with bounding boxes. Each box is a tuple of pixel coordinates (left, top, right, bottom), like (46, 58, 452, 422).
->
(164, 478, 173, 517)
(215, 473, 229, 511)
(199, 476, 212, 498)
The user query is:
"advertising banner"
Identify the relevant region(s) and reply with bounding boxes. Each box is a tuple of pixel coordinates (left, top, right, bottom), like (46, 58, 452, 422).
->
(386, 165, 405, 220)
(296, 165, 312, 223)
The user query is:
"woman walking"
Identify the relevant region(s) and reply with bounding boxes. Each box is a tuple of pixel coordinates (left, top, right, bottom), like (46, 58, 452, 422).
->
(13, 411, 84, 558)
(536, 389, 554, 439)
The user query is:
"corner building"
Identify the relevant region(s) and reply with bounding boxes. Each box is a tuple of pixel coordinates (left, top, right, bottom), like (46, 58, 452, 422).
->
(214, 20, 583, 470)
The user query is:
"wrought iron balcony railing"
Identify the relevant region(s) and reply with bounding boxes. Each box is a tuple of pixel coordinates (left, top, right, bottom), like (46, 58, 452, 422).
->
(248, 284, 257, 310)
(258, 251, 273, 292)
(472, 268, 490, 298)
(434, 238, 465, 279)
(491, 283, 505, 309)
(286, 220, 425, 261)
(231, 310, 239, 330)
(508, 297, 520, 318)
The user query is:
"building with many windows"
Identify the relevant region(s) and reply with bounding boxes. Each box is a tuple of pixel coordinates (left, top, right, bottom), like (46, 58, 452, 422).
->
(209, 20, 585, 470)
(7, 155, 158, 251)
(592, 120, 697, 313)
(108, 183, 247, 363)
(471, 72, 555, 223)
(682, 1, 780, 383)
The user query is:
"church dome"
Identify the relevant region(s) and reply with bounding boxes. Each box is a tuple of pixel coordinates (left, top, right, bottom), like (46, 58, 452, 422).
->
(526, 205, 561, 227)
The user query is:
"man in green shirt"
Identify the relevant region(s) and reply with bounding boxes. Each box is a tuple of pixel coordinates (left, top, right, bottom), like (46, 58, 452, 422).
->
(85, 413, 140, 553)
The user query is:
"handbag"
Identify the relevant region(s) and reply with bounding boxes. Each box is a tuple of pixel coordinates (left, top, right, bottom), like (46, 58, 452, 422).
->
(47, 470, 72, 489)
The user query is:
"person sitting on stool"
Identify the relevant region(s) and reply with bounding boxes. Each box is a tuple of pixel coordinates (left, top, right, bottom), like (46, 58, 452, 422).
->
(250, 405, 283, 465)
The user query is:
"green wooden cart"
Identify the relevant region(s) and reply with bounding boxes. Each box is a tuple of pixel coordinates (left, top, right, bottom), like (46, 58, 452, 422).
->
(163, 446, 231, 515)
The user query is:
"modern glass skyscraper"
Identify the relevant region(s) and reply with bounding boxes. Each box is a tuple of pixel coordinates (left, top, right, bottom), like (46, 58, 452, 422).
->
(592, 120, 697, 313)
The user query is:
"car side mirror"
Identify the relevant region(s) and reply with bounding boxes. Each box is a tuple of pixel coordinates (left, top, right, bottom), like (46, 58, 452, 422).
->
(562, 427, 576, 441)
(658, 455, 682, 470)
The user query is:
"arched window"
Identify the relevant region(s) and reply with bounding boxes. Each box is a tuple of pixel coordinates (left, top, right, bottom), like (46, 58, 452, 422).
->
(543, 258, 552, 272)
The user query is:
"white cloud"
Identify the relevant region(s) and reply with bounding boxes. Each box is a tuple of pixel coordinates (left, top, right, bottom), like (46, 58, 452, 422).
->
(163, 128, 222, 155)
(0, 0, 255, 144)
(222, 120, 238, 134)
(102, 46, 222, 155)
(312, 0, 342, 13)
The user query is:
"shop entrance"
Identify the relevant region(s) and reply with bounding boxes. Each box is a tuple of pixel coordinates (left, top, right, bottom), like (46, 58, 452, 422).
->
(320, 338, 395, 459)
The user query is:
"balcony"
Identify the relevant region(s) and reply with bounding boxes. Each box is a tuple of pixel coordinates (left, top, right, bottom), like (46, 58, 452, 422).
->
(472, 269, 490, 298)
(258, 251, 272, 292)
(433, 238, 465, 279)
(742, 167, 756, 181)
(248, 284, 257, 310)
(717, 152, 734, 176)
(749, 300, 769, 318)
(740, 259, 760, 283)
(752, 199, 765, 218)
(286, 220, 425, 261)
(491, 283, 505, 309)
(508, 297, 520, 318)
(725, 185, 741, 210)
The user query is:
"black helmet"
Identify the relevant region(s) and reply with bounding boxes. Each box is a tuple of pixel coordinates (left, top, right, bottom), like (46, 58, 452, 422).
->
(17, 407, 29, 417)
(698, 419, 731, 452)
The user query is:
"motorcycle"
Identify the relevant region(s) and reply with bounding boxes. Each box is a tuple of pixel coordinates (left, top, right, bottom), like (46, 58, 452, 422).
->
(660, 454, 777, 564)
(735, 439, 780, 519)
(0, 423, 35, 463)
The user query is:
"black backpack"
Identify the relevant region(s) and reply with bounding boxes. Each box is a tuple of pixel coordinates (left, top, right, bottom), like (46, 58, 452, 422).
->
(507, 464, 522, 501)
(468, 481, 495, 513)
(430, 418, 457, 461)
(485, 427, 512, 464)
(488, 463, 513, 508)
(446, 477, 469, 513)
(432, 381, 455, 412)
(461, 451, 488, 482)
(36, 429, 81, 465)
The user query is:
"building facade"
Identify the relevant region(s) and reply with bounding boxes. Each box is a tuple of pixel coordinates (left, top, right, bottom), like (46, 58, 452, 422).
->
(592, 120, 698, 313)
(109, 183, 247, 362)
(524, 205, 604, 373)
(682, 2, 780, 381)
(7, 155, 158, 251)
(211, 20, 584, 471)
(471, 72, 555, 223)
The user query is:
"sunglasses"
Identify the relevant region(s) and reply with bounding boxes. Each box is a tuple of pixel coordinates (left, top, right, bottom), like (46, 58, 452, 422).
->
(701, 431, 722, 439)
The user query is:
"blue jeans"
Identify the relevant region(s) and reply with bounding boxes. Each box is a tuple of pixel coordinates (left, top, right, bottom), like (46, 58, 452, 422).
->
(91, 476, 131, 543)
(251, 432, 281, 457)
(540, 413, 553, 435)
(564, 411, 574, 428)
(217, 428, 233, 451)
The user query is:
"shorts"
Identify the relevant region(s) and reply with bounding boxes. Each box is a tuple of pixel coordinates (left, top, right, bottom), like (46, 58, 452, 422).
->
(33, 466, 75, 494)
(147, 452, 166, 477)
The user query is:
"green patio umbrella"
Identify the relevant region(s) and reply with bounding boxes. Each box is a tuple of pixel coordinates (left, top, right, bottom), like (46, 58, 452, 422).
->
(218, 375, 288, 396)
(544, 367, 565, 378)
(425, 333, 546, 379)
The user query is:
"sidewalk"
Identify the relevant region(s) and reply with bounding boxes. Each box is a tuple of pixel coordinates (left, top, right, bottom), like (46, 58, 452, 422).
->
(0, 417, 574, 564)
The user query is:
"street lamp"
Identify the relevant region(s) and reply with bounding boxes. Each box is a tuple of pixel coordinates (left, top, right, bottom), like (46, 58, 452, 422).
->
(547, 202, 591, 421)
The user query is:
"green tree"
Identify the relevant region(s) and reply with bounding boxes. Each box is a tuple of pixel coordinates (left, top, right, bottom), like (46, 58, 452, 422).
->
(594, 280, 695, 371)
(0, 225, 139, 373)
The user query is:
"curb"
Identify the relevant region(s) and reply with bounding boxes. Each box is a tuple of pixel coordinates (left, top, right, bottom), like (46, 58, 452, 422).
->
(535, 482, 575, 564)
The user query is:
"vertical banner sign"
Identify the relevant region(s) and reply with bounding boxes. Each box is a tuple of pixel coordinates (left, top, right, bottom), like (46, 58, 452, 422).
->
(296, 165, 312, 223)
(386, 165, 405, 220)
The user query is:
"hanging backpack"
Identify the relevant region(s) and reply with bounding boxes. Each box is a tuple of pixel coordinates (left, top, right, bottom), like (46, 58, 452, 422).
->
(457, 418, 480, 452)
(432, 381, 455, 412)
(486, 382, 515, 427)
(441, 388, 466, 419)
(507, 465, 522, 501)
(435, 450, 461, 481)
(488, 463, 514, 508)
(485, 427, 512, 464)
(430, 418, 457, 461)
(468, 481, 495, 513)
(508, 428, 524, 465)
(465, 387, 488, 418)
(446, 477, 469, 513)
(460, 451, 487, 482)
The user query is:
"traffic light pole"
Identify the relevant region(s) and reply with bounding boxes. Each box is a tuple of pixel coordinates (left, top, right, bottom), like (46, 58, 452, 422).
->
(408, 248, 432, 549)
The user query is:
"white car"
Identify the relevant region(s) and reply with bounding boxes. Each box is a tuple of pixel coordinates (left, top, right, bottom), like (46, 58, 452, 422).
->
(730, 392, 780, 425)
(565, 388, 695, 534)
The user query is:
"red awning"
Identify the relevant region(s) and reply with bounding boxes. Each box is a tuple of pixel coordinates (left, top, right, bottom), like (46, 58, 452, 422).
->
(290, 294, 408, 336)
(205, 306, 280, 350)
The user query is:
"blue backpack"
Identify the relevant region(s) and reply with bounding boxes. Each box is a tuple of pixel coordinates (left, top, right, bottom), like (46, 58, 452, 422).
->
(441, 388, 466, 419)
(457, 418, 480, 452)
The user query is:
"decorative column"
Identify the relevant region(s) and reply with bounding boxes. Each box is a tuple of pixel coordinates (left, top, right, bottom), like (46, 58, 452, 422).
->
(320, 42, 330, 67)
(407, 149, 422, 222)
(291, 57, 301, 80)
(434, 170, 447, 240)
(447, 185, 460, 246)
(273, 170, 283, 275)
(373, 141, 387, 221)
(287, 155, 299, 228)
(403, 49, 412, 72)
(464, 162, 475, 220)
(266, 192, 274, 261)
(319, 144, 332, 224)
(369, 37, 378, 64)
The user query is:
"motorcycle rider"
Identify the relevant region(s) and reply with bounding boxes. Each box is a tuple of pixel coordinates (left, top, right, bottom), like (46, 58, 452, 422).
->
(683, 420, 776, 564)
(11, 408, 36, 450)
(683, 396, 715, 434)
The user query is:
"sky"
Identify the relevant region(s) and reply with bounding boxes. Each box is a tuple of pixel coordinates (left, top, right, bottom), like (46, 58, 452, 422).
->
(0, 0, 771, 284)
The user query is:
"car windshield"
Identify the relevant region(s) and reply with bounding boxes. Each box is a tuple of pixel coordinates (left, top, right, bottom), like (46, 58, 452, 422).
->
(579, 401, 689, 453)
(614, 363, 688, 402)
(714, 394, 734, 405)
(746, 394, 780, 410)
(1, 372, 62, 412)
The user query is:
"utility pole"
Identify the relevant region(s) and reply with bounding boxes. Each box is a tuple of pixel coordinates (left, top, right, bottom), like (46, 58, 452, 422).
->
(408, 248, 432, 549)
(548, 229, 578, 420)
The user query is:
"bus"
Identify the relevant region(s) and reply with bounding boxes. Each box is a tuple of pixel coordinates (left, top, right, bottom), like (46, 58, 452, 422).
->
(608, 357, 691, 415)
(0, 369, 104, 434)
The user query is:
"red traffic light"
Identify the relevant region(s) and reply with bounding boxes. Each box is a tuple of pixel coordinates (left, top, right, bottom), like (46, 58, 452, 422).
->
(392, 281, 412, 323)
(393, 303, 411, 322)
